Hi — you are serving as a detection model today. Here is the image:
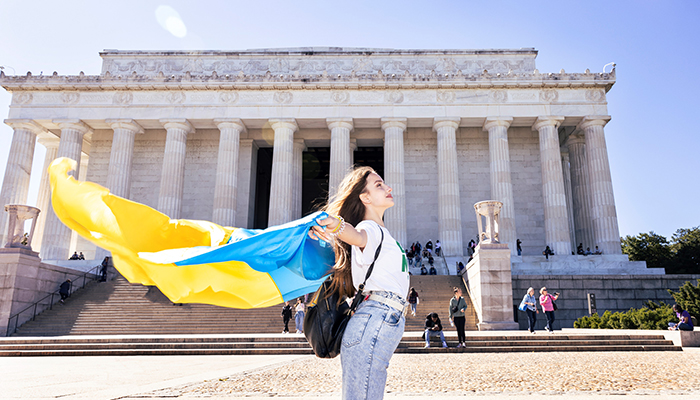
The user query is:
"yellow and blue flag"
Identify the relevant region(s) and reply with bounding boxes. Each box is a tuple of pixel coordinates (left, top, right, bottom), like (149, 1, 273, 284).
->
(48, 157, 334, 309)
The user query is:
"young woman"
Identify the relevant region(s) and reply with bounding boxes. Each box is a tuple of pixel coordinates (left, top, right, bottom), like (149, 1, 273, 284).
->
(294, 298, 305, 334)
(448, 287, 468, 347)
(521, 287, 539, 334)
(407, 287, 419, 317)
(309, 166, 409, 400)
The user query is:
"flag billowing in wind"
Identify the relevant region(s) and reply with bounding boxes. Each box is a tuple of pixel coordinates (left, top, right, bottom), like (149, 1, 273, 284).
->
(48, 157, 335, 308)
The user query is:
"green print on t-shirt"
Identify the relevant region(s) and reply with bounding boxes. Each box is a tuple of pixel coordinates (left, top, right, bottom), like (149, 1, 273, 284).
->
(396, 241, 408, 272)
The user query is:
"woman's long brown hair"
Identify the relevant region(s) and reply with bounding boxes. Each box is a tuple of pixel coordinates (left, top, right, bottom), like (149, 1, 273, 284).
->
(323, 166, 376, 300)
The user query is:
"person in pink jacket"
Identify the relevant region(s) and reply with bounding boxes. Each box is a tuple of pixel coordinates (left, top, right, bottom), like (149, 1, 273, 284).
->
(539, 287, 559, 333)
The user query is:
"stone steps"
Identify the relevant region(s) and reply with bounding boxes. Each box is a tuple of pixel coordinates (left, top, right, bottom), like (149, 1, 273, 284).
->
(0, 334, 680, 356)
(11, 275, 478, 336)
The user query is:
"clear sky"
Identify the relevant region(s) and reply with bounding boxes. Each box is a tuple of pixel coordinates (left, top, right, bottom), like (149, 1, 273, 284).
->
(0, 0, 698, 239)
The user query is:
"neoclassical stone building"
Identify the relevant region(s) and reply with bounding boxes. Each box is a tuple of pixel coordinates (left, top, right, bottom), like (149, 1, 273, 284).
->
(0, 48, 623, 263)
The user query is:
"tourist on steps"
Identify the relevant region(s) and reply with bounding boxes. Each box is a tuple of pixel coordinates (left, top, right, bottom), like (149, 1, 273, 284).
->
(308, 166, 409, 399)
(424, 312, 447, 348)
(542, 246, 554, 260)
(294, 298, 305, 334)
(408, 287, 419, 317)
(281, 301, 292, 334)
(449, 287, 468, 348)
(521, 287, 539, 334)
(539, 287, 559, 333)
(59, 279, 71, 304)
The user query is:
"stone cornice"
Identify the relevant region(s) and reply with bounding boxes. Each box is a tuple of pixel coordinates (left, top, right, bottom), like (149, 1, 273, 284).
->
(0, 70, 616, 92)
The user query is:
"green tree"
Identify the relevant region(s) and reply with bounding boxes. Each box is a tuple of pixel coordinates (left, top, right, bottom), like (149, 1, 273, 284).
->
(668, 227, 700, 274)
(668, 279, 700, 322)
(621, 231, 672, 269)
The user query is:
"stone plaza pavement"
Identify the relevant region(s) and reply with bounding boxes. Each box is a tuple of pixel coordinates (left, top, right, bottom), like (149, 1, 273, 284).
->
(3, 334, 700, 400)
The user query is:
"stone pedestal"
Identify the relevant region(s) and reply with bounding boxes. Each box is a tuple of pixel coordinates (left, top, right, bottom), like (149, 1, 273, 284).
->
(3, 204, 40, 252)
(381, 117, 408, 247)
(213, 119, 245, 227)
(433, 117, 464, 256)
(157, 119, 193, 219)
(466, 200, 518, 330)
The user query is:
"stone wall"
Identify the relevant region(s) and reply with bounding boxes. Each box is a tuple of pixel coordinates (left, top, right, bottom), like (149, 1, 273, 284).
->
(511, 274, 700, 330)
(0, 249, 96, 336)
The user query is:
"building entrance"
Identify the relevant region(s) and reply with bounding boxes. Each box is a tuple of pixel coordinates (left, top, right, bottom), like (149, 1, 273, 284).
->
(252, 146, 385, 229)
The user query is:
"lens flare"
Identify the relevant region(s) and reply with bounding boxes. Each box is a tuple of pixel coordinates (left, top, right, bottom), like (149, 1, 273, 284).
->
(155, 5, 187, 38)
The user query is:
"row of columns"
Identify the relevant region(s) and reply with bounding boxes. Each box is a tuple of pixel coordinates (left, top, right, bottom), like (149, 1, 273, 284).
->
(1, 115, 621, 259)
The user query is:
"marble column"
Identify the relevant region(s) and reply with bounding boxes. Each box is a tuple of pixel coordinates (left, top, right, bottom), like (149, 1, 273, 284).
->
(32, 136, 60, 252)
(566, 134, 595, 250)
(327, 118, 354, 199)
(212, 119, 245, 227)
(579, 116, 621, 254)
(292, 138, 306, 220)
(381, 117, 408, 247)
(157, 119, 193, 219)
(433, 117, 463, 256)
(533, 116, 571, 256)
(267, 119, 297, 226)
(561, 151, 576, 251)
(483, 117, 517, 256)
(41, 119, 91, 260)
(105, 119, 143, 198)
(350, 139, 357, 166)
(0, 120, 43, 245)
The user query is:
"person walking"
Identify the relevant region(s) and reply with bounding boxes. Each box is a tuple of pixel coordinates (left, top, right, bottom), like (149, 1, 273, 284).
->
(294, 298, 305, 334)
(521, 287, 539, 334)
(281, 301, 292, 334)
(516, 239, 522, 256)
(448, 287, 468, 348)
(539, 287, 559, 333)
(407, 287, 419, 317)
(309, 166, 409, 400)
(100, 256, 110, 282)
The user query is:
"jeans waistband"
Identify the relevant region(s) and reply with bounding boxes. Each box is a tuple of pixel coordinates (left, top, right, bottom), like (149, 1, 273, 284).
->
(366, 291, 407, 306)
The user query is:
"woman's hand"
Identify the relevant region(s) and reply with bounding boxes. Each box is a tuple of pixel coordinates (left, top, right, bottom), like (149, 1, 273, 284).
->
(308, 215, 339, 242)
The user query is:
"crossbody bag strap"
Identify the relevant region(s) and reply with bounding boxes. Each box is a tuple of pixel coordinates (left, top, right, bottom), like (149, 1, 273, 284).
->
(349, 224, 384, 312)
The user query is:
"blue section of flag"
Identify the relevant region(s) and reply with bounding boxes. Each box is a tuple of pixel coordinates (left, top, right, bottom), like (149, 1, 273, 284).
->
(174, 211, 335, 281)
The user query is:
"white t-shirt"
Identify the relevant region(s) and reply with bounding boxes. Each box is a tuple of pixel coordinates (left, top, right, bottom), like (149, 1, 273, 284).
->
(351, 220, 410, 299)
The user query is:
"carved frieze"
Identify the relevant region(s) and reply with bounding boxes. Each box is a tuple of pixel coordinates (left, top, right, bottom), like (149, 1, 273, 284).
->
(166, 91, 186, 104)
(585, 89, 605, 102)
(273, 91, 293, 104)
(331, 91, 349, 103)
(219, 92, 239, 104)
(61, 92, 80, 104)
(539, 89, 558, 103)
(436, 90, 456, 103)
(385, 90, 404, 104)
(13, 92, 33, 104)
(490, 90, 507, 103)
(113, 91, 133, 105)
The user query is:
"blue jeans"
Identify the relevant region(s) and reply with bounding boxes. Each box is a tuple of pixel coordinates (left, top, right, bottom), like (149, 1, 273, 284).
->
(341, 291, 406, 400)
(545, 311, 555, 331)
(526, 308, 537, 332)
(295, 311, 304, 332)
(409, 303, 417, 315)
(424, 329, 446, 347)
(669, 322, 693, 331)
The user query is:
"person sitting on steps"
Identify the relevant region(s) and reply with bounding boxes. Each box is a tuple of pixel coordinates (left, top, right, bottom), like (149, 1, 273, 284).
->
(543, 246, 554, 260)
(424, 312, 447, 348)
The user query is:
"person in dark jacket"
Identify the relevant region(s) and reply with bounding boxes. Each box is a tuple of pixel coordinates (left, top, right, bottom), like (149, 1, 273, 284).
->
(424, 312, 447, 348)
(59, 279, 71, 303)
(100, 256, 110, 282)
(449, 287, 468, 348)
(281, 301, 293, 333)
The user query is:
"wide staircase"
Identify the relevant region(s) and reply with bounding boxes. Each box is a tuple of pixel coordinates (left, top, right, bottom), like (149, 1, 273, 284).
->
(0, 273, 680, 356)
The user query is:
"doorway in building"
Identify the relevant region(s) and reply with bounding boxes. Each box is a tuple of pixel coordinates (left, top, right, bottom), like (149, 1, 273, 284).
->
(253, 147, 273, 229)
(301, 147, 330, 217)
(353, 146, 384, 178)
